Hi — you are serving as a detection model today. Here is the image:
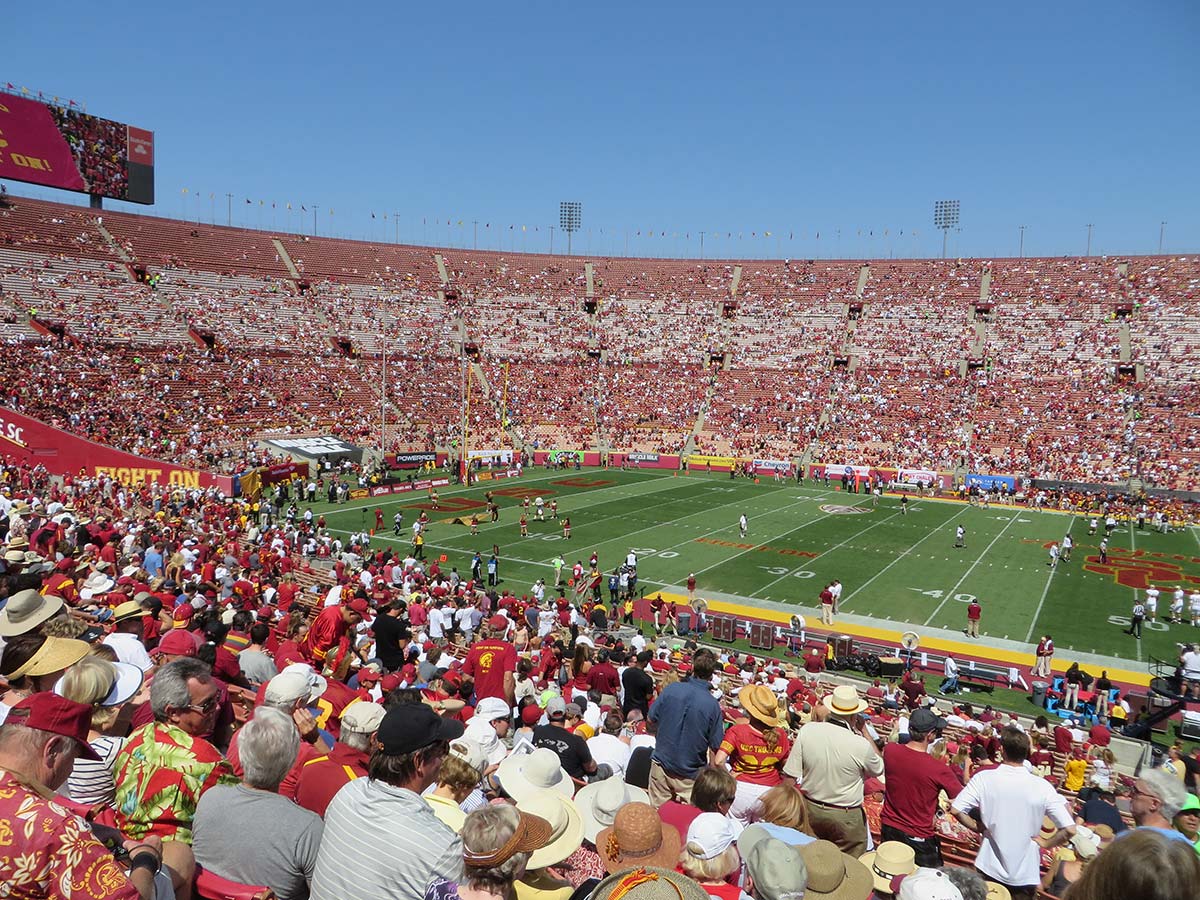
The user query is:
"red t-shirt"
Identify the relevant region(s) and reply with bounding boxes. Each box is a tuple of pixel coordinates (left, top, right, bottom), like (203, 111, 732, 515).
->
(880, 743, 963, 838)
(967, 603, 981, 621)
(293, 743, 370, 817)
(1053, 725, 1074, 754)
(1088, 724, 1111, 747)
(464, 638, 518, 700)
(719, 723, 791, 786)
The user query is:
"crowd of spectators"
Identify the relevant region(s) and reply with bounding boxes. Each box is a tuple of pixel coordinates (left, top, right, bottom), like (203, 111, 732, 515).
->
(1, 194, 1198, 490)
(0, 463, 1198, 900)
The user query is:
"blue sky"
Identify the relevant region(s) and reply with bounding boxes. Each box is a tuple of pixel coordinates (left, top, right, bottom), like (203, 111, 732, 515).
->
(6, 1, 1198, 259)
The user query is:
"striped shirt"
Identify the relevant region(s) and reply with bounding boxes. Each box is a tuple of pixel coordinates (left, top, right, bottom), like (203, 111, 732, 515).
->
(67, 735, 125, 806)
(310, 778, 462, 900)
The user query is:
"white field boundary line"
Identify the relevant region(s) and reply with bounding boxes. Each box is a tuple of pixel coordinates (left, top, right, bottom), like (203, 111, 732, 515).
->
(748, 507, 906, 599)
(1128, 518, 1143, 662)
(926, 508, 1026, 627)
(839, 505, 971, 612)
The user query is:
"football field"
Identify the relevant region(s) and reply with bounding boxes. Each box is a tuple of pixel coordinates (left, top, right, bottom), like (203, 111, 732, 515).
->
(320, 469, 1200, 668)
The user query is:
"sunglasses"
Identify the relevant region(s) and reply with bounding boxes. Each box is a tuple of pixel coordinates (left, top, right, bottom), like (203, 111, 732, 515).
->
(184, 695, 219, 714)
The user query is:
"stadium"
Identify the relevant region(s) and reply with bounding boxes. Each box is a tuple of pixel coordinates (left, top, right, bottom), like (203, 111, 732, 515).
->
(1, 5, 1198, 900)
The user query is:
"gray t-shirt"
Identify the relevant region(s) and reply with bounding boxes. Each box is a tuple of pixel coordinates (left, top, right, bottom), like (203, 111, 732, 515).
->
(239, 649, 280, 686)
(193, 784, 323, 900)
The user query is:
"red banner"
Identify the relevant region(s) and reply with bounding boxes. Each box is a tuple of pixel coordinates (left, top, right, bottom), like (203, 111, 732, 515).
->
(0, 95, 86, 192)
(0, 406, 232, 492)
(260, 461, 307, 485)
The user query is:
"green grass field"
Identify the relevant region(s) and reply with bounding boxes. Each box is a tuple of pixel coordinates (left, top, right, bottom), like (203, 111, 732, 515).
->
(315, 469, 1200, 667)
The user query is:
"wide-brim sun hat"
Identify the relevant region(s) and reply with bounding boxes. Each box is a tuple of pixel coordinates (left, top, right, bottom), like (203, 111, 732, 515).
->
(798, 839, 873, 900)
(590, 867, 710, 900)
(10, 637, 91, 679)
(822, 684, 868, 717)
(55, 660, 144, 707)
(574, 773, 651, 843)
(0, 589, 64, 637)
(860, 841, 917, 894)
(516, 789, 584, 870)
(596, 801, 682, 874)
(497, 747, 576, 801)
(739, 683, 785, 727)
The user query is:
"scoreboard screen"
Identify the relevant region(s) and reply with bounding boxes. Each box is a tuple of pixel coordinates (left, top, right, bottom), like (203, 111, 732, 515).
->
(0, 93, 154, 204)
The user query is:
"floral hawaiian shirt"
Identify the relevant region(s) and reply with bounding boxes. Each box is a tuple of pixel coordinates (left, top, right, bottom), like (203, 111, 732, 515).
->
(0, 769, 138, 900)
(114, 721, 237, 843)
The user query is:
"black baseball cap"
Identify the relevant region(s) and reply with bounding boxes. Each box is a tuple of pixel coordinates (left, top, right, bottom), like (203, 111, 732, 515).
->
(909, 707, 947, 735)
(377, 703, 463, 755)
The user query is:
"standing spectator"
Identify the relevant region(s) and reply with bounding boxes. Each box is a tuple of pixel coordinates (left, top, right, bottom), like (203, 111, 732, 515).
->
(880, 706, 962, 866)
(464, 617, 518, 702)
(193, 707, 323, 900)
(114, 657, 238, 843)
(951, 726, 1076, 900)
(818, 584, 835, 625)
(712, 684, 792, 826)
(309, 703, 464, 900)
(965, 599, 982, 639)
(940, 654, 960, 694)
(1033, 635, 1054, 678)
(782, 685, 883, 856)
(648, 648, 724, 805)
(529, 699, 597, 782)
(1062, 662, 1083, 712)
(622, 650, 655, 718)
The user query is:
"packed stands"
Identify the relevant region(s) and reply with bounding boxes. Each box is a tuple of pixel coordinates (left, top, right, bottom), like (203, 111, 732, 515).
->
(1, 195, 1197, 489)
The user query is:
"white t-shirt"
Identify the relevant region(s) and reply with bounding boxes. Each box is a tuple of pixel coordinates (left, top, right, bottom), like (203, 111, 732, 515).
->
(587, 733, 632, 775)
(102, 632, 154, 673)
(952, 764, 1073, 886)
(1181, 651, 1200, 680)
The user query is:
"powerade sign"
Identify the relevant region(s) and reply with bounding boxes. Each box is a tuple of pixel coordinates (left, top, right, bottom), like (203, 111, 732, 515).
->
(392, 452, 437, 468)
(966, 474, 1016, 491)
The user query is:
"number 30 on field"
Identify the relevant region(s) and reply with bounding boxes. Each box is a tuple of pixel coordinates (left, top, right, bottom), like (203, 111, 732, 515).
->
(758, 566, 814, 578)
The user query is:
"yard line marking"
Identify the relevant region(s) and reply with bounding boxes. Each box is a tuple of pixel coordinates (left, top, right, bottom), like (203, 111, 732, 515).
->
(1023, 516, 1077, 642)
(926, 508, 1025, 626)
(686, 494, 843, 581)
(748, 508, 904, 599)
(840, 505, 970, 611)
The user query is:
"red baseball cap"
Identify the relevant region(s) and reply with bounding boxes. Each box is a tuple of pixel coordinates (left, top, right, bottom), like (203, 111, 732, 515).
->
(380, 673, 402, 693)
(488, 615, 508, 630)
(7, 694, 101, 760)
(172, 604, 195, 622)
(348, 598, 370, 615)
(153, 629, 198, 658)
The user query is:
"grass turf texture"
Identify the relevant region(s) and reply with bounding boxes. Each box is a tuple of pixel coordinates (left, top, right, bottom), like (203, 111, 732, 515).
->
(315, 469, 1200, 668)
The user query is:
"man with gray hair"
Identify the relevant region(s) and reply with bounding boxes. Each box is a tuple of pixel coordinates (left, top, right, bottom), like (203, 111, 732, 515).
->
(227, 667, 332, 800)
(114, 657, 237, 843)
(193, 707, 324, 900)
(1128, 766, 1194, 844)
(295, 701, 386, 817)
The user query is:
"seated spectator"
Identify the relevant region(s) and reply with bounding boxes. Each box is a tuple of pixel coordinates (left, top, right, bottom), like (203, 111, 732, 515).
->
(586, 710, 632, 776)
(294, 700, 385, 817)
(658, 765, 737, 838)
(193, 707, 323, 900)
(679, 813, 742, 900)
(114, 657, 237, 843)
(1065, 828, 1200, 900)
(739, 831, 808, 900)
(514, 789, 584, 900)
(425, 804, 553, 900)
(308, 702, 464, 900)
(56, 654, 144, 806)
(426, 737, 486, 833)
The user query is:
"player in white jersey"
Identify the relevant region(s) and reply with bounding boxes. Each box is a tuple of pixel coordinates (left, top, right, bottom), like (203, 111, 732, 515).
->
(1144, 587, 1160, 622)
(1170, 586, 1185, 624)
(1191, 590, 1200, 627)
(739, 513, 748, 538)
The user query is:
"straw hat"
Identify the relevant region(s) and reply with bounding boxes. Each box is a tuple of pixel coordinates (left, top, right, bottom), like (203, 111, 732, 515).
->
(596, 801, 682, 873)
(462, 809, 553, 870)
(574, 774, 651, 843)
(516, 790, 584, 870)
(739, 684, 785, 727)
(9, 637, 91, 679)
(497, 747, 576, 801)
(860, 841, 917, 893)
(822, 685, 868, 717)
(798, 840, 873, 900)
(112, 600, 144, 624)
(590, 867, 709, 900)
(0, 589, 64, 637)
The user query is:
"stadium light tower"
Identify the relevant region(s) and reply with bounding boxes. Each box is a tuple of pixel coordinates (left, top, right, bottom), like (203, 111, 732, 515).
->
(933, 200, 960, 259)
(560, 201, 582, 255)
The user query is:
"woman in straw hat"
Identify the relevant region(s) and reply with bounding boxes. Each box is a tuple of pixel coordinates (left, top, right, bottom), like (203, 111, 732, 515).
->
(0, 634, 90, 723)
(424, 804, 552, 900)
(712, 684, 792, 826)
(514, 790, 585, 900)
